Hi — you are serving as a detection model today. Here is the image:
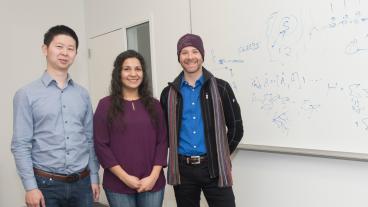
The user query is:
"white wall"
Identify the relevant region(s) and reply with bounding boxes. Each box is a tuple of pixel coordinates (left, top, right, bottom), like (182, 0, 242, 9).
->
(1, 1, 89, 206)
(232, 150, 368, 207)
(84, 0, 190, 98)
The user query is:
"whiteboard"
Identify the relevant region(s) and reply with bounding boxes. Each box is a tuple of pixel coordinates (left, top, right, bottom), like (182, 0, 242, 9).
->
(191, 0, 368, 156)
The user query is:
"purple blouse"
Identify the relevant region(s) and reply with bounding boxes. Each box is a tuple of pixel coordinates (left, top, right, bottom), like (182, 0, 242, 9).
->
(93, 96, 167, 194)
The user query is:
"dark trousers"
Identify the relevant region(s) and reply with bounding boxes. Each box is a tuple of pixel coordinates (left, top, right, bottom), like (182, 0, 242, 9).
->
(35, 175, 93, 207)
(173, 160, 235, 207)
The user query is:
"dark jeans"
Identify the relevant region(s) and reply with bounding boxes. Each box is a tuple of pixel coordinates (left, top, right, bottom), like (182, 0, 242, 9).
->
(173, 160, 235, 207)
(35, 175, 93, 207)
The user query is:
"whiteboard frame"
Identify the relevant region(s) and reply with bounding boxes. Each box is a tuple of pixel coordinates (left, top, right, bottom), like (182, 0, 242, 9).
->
(238, 144, 368, 161)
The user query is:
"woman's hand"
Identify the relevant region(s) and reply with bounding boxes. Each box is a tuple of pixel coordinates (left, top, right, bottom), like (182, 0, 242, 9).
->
(137, 165, 162, 192)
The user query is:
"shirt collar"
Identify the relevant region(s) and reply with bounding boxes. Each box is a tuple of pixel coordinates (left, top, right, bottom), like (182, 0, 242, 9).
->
(41, 71, 74, 87)
(180, 74, 204, 88)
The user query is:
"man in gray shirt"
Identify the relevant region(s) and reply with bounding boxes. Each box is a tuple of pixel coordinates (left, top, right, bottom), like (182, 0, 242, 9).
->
(11, 25, 100, 207)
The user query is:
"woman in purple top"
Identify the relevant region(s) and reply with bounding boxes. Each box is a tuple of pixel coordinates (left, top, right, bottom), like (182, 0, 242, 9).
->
(93, 50, 167, 207)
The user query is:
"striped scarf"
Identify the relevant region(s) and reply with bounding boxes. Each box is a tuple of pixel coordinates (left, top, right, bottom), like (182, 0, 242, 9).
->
(167, 75, 233, 187)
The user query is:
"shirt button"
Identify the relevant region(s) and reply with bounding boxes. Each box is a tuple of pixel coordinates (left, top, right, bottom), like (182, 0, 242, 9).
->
(63, 105, 66, 108)
(193, 146, 197, 148)
(193, 116, 196, 120)
(66, 137, 69, 139)
(192, 102, 195, 105)
(65, 121, 68, 124)
(67, 152, 70, 155)
(193, 131, 196, 134)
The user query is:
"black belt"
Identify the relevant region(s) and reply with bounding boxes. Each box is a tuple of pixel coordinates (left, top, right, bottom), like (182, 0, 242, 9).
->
(178, 154, 207, 165)
(33, 168, 90, 183)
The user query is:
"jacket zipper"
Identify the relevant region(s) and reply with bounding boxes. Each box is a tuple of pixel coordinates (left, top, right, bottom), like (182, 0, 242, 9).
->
(201, 84, 216, 179)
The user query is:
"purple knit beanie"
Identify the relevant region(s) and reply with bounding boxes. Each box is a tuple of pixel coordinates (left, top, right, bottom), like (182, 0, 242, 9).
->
(177, 33, 205, 61)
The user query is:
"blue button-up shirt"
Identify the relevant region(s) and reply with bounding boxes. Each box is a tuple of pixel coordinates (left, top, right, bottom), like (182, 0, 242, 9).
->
(178, 75, 207, 156)
(11, 72, 99, 191)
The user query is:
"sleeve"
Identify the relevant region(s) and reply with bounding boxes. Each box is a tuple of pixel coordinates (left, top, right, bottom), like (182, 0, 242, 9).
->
(153, 101, 168, 167)
(93, 99, 120, 169)
(85, 94, 100, 184)
(11, 89, 38, 191)
(159, 88, 168, 124)
(160, 87, 170, 146)
(221, 81, 244, 154)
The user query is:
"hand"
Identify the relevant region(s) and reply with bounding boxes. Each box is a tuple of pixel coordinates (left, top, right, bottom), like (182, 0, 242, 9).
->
(137, 175, 157, 193)
(109, 165, 142, 190)
(25, 189, 45, 207)
(91, 184, 100, 202)
(122, 175, 141, 190)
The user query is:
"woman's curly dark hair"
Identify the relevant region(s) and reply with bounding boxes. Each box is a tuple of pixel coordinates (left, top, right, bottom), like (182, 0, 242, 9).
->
(107, 50, 158, 128)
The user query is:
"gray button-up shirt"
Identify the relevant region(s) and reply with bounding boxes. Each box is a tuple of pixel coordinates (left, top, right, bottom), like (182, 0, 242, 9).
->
(11, 72, 99, 191)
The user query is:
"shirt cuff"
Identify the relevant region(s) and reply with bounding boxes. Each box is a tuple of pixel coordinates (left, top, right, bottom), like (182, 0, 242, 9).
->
(89, 173, 99, 184)
(23, 178, 38, 191)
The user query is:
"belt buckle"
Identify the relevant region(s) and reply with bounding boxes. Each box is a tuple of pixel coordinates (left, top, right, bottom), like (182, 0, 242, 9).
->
(67, 173, 80, 183)
(190, 156, 201, 165)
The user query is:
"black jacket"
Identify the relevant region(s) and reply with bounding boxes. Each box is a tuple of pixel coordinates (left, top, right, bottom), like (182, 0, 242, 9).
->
(160, 68, 244, 179)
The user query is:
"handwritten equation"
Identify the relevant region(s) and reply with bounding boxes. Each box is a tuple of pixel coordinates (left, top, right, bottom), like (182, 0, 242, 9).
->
(250, 72, 368, 133)
(205, 0, 368, 135)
